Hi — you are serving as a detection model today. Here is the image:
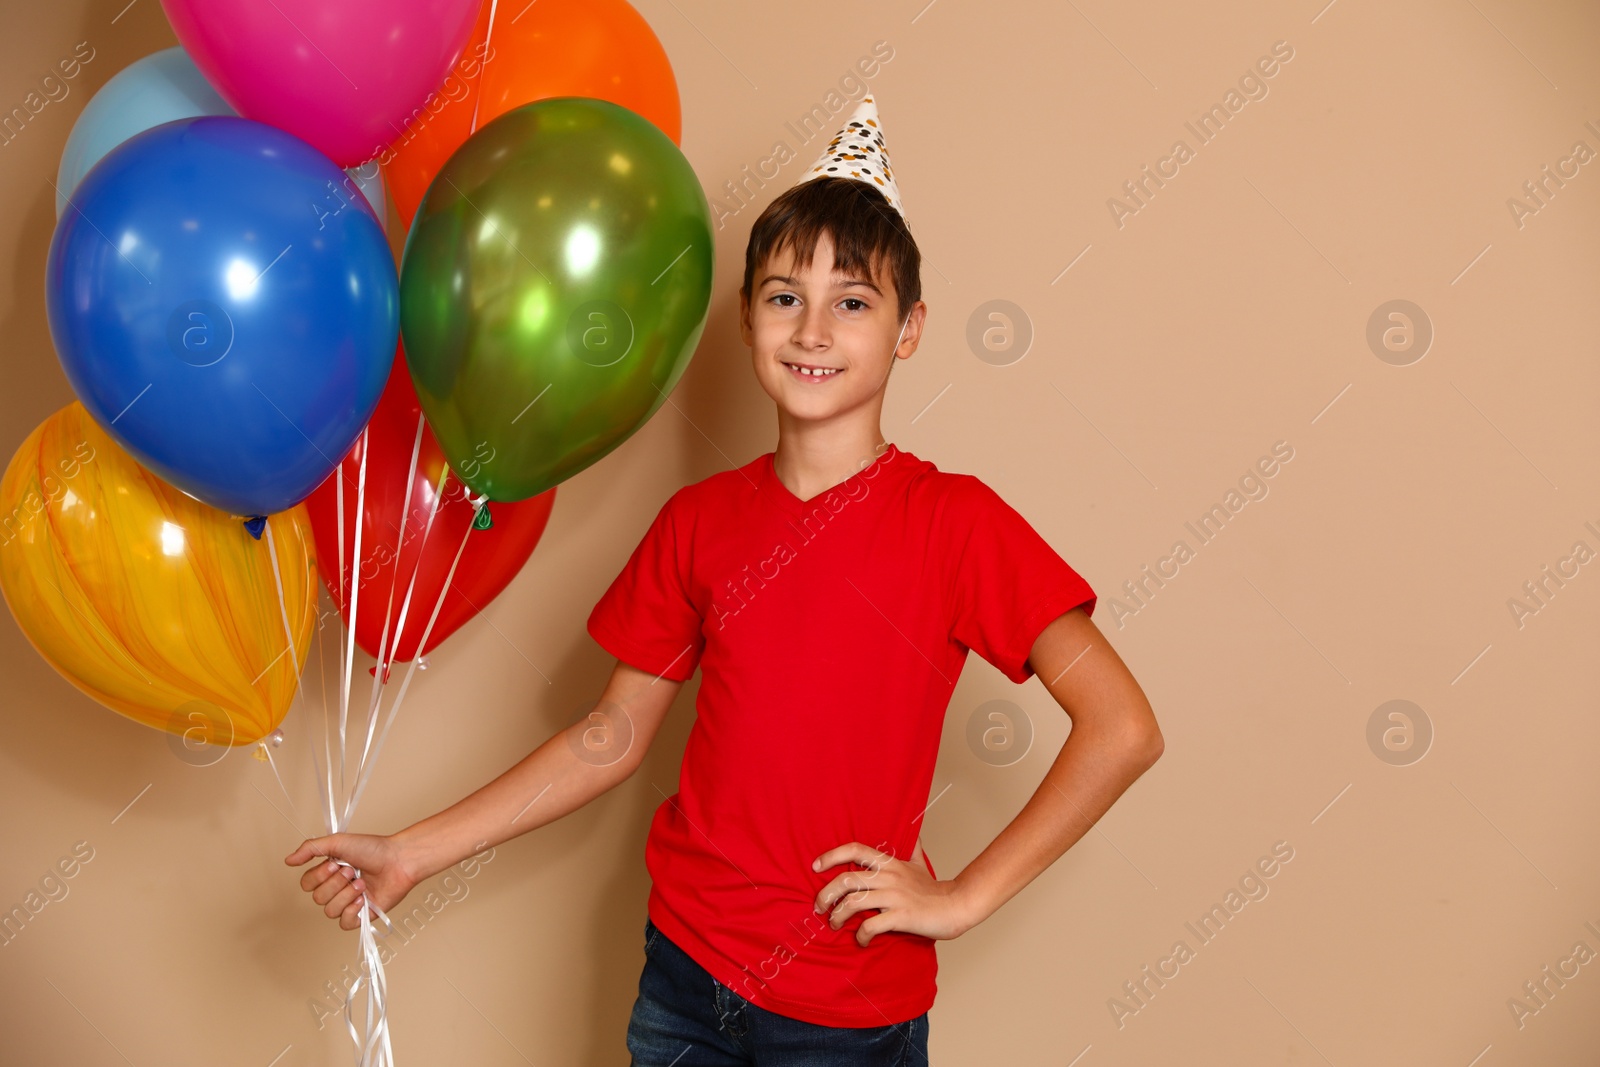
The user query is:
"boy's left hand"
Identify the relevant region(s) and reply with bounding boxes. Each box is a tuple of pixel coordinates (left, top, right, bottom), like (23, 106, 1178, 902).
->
(812, 842, 976, 947)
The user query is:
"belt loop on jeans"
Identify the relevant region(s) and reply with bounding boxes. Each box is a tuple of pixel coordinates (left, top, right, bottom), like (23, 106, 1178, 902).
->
(714, 980, 750, 1038)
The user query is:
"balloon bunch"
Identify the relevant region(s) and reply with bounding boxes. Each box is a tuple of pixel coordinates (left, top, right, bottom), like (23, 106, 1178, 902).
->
(2, 1, 711, 1063)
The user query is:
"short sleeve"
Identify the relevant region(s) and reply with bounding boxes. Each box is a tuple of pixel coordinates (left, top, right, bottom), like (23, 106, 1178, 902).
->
(587, 489, 705, 682)
(942, 476, 1097, 684)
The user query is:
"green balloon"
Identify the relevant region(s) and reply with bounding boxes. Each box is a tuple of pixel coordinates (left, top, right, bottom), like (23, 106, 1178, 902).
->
(399, 97, 713, 502)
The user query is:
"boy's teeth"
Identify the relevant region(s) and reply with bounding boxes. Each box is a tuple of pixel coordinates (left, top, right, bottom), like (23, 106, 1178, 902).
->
(789, 363, 839, 376)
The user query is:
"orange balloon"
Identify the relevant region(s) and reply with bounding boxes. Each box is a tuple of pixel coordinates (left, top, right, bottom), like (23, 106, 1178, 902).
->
(0, 403, 316, 747)
(381, 0, 681, 229)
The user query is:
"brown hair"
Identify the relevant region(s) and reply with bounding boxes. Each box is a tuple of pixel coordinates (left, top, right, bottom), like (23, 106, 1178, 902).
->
(740, 177, 921, 321)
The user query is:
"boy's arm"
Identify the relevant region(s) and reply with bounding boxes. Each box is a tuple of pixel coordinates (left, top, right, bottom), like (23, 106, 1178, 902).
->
(395, 658, 684, 884)
(287, 657, 684, 929)
(813, 605, 1162, 943)
(948, 605, 1162, 930)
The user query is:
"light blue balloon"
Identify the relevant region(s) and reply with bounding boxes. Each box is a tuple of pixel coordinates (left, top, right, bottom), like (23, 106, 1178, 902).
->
(348, 166, 388, 230)
(55, 47, 233, 218)
(56, 47, 391, 233)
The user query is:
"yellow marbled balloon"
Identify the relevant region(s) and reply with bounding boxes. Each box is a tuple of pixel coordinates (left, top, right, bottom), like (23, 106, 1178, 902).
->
(0, 402, 316, 746)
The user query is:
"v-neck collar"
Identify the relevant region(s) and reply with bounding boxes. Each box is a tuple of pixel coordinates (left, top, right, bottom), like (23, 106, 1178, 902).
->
(757, 443, 904, 517)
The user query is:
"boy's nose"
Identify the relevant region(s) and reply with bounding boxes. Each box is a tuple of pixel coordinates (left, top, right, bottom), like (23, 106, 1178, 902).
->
(792, 307, 832, 347)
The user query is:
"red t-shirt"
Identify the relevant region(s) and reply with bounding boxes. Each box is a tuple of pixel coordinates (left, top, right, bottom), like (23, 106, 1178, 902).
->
(586, 443, 1096, 1027)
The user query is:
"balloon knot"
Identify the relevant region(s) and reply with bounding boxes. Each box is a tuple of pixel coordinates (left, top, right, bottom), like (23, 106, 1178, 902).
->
(243, 515, 267, 539)
(472, 501, 493, 530)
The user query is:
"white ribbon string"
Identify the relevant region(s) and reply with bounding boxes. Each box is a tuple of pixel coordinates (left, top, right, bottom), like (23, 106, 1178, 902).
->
(258, 741, 294, 809)
(262, 521, 306, 745)
(333, 856, 397, 1067)
(344, 458, 451, 827)
(330, 479, 480, 1065)
(329, 428, 400, 1067)
(255, 518, 305, 821)
(259, 442, 401, 1067)
(321, 452, 345, 829)
(265, 518, 398, 1066)
(360, 413, 426, 700)
(343, 498, 478, 822)
(338, 429, 372, 818)
(258, 407, 489, 1065)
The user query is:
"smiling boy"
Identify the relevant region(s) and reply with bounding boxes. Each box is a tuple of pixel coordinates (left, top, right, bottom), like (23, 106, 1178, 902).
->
(287, 96, 1162, 1065)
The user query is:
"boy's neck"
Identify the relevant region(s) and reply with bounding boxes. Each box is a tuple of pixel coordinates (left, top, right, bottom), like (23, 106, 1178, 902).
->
(771, 426, 893, 502)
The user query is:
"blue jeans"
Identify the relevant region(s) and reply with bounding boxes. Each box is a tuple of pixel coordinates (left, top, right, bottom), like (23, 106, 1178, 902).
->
(626, 916, 930, 1066)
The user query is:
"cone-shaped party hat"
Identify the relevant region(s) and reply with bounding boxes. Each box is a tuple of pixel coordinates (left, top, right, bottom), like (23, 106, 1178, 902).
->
(796, 95, 903, 218)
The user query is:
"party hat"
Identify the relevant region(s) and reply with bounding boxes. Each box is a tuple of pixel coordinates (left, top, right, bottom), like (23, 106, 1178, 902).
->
(797, 95, 904, 218)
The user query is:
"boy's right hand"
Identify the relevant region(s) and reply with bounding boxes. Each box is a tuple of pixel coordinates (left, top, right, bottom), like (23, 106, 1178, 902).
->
(284, 833, 418, 931)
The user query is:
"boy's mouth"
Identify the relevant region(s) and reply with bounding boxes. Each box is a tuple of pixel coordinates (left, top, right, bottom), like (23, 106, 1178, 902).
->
(782, 360, 844, 381)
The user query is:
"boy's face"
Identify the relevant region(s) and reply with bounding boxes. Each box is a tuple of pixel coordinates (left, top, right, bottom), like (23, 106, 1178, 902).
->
(740, 229, 925, 423)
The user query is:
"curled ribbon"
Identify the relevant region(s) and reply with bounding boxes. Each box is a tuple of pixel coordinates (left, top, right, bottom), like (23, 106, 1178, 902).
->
(333, 859, 397, 1067)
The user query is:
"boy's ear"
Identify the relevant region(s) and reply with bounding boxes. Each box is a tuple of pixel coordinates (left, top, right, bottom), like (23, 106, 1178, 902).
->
(895, 299, 929, 359)
(738, 288, 753, 347)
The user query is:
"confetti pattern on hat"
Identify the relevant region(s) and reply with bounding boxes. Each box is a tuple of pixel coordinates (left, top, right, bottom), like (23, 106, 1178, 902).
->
(797, 95, 904, 219)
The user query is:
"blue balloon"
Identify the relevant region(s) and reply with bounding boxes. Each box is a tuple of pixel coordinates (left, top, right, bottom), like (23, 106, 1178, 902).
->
(55, 47, 234, 219)
(46, 116, 398, 517)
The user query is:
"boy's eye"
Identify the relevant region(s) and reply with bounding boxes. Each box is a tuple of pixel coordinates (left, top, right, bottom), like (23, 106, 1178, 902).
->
(770, 294, 799, 307)
(841, 298, 867, 312)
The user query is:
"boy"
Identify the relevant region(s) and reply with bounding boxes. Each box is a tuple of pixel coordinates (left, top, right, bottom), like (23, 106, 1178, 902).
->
(287, 96, 1162, 1065)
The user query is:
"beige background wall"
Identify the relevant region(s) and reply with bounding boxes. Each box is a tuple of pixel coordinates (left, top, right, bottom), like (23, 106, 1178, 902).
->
(3, 1, 1598, 1064)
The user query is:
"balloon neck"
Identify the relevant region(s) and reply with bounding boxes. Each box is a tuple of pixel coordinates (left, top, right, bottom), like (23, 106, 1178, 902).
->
(243, 515, 267, 539)
(473, 501, 493, 530)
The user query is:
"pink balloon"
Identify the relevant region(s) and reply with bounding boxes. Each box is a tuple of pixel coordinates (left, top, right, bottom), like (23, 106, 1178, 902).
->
(160, 0, 482, 168)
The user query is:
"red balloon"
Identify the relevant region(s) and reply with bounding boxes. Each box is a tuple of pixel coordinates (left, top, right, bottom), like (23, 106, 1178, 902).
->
(306, 350, 554, 665)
